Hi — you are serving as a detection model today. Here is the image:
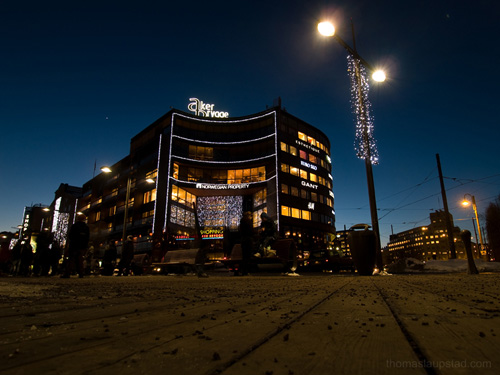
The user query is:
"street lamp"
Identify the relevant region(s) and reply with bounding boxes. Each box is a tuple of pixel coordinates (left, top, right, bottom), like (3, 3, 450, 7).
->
(318, 20, 385, 270)
(462, 194, 486, 260)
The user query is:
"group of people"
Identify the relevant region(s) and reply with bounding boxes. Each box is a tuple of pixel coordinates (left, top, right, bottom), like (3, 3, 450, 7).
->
(237, 211, 278, 275)
(2, 214, 137, 278)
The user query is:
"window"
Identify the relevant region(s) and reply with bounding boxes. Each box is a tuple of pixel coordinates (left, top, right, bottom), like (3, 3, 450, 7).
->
(300, 169, 308, 180)
(281, 184, 289, 194)
(289, 146, 297, 156)
(309, 154, 317, 164)
(290, 167, 299, 177)
(291, 186, 299, 197)
(298, 132, 307, 141)
(109, 206, 116, 216)
(291, 208, 300, 218)
(95, 211, 101, 221)
(280, 142, 288, 152)
(281, 206, 290, 216)
(144, 189, 157, 204)
(281, 163, 289, 173)
(300, 150, 307, 160)
(310, 173, 317, 182)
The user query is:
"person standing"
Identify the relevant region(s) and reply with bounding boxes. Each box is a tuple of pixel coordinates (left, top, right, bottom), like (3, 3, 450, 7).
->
(117, 235, 134, 276)
(102, 240, 117, 276)
(61, 215, 89, 278)
(239, 211, 254, 275)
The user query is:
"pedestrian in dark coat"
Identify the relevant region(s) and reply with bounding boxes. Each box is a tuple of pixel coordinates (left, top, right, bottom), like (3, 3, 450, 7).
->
(239, 211, 254, 275)
(103, 240, 118, 276)
(117, 236, 134, 276)
(61, 215, 89, 278)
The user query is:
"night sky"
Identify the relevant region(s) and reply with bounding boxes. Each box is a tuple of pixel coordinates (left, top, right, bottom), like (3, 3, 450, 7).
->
(1, 0, 499, 247)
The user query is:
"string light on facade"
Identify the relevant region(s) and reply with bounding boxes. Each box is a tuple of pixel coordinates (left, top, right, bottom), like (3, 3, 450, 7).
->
(347, 54, 379, 165)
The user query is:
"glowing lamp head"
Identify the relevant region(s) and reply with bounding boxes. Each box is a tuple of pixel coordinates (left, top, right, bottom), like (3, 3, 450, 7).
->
(100, 166, 112, 173)
(318, 21, 335, 37)
(462, 200, 471, 207)
(372, 70, 386, 82)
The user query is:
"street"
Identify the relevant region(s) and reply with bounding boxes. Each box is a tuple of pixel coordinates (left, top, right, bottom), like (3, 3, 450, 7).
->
(1, 272, 499, 375)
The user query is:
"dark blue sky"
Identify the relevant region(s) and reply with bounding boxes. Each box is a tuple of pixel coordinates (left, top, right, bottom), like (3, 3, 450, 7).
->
(1, 0, 499, 246)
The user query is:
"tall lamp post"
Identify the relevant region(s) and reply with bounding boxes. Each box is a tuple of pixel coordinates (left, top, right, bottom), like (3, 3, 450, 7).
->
(318, 21, 386, 270)
(462, 194, 486, 260)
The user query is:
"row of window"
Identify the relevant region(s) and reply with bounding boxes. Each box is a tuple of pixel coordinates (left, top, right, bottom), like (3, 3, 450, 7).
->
(297, 131, 328, 154)
(280, 163, 332, 190)
(281, 205, 311, 220)
(280, 142, 330, 171)
(281, 184, 333, 208)
(173, 163, 266, 184)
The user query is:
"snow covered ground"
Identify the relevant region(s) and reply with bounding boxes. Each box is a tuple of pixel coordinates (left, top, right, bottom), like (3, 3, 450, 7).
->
(385, 258, 500, 273)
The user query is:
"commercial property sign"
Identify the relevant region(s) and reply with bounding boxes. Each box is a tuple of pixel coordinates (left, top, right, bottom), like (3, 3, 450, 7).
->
(195, 183, 250, 190)
(188, 98, 229, 118)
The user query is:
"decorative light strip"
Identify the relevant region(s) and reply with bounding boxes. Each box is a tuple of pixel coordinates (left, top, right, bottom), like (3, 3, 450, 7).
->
(172, 133, 275, 145)
(165, 116, 175, 230)
(174, 111, 275, 125)
(152, 133, 162, 234)
(347, 54, 379, 165)
(169, 175, 276, 186)
(171, 154, 276, 164)
(273, 111, 279, 231)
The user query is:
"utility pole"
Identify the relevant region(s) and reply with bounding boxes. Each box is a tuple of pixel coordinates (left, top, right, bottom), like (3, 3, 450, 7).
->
(436, 153, 457, 259)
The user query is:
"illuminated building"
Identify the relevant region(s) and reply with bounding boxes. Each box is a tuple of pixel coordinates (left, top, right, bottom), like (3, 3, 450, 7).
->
(79, 104, 335, 259)
(386, 210, 468, 262)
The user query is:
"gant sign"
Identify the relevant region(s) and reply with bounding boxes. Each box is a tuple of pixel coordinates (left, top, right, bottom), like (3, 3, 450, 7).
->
(188, 98, 229, 118)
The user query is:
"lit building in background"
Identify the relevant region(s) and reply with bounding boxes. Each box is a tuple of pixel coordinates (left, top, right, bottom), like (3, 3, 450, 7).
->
(79, 104, 335, 260)
(385, 210, 470, 262)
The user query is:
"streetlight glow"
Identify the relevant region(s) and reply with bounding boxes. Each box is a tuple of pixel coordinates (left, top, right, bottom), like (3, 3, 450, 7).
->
(372, 70, 386, 82)
(318, 21, 335, 37)
(101, 166, 112, 173)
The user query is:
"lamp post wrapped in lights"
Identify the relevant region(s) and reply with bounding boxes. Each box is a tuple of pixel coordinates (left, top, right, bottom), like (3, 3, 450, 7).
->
(318, 20, 385, 271)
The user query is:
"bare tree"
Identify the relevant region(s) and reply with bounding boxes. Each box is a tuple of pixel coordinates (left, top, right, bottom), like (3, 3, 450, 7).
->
(485, 195, 500, 262)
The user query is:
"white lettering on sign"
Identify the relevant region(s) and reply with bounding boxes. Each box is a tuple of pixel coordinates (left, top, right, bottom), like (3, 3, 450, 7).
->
(188, 98, 229, 118)
(300, 160, 318, 170)
(196, 183, 250, 190)
(295, 139, 320, 154)
(301, 181, 318, 189)
(308, 202, 315, 210)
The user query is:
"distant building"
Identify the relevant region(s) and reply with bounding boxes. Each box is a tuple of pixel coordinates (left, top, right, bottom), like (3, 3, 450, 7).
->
(334, 229, 352, 257)
(78, 105, 335, 260)
(385, 210, 474, 262)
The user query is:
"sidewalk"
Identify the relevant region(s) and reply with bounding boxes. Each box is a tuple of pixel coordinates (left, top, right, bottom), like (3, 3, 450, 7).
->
(1, 272, 499, 374)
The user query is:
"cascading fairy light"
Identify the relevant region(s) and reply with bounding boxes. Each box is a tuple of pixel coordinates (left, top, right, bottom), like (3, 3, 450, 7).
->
(347, 54, 379, 165)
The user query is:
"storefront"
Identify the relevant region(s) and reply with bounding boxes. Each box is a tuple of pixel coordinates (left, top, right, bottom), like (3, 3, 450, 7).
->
(80, 102, 335, 259)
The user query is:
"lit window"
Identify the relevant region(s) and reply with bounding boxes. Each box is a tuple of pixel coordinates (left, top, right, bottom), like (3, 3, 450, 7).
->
(300, 150, 307, 160)
(289, 146, 297, 156)
(280, 142, 288, 152)
(300, 169, 308, 179)
(310, 173, 317, 182)
(298, 132, 307, 141)
(301, 210, 311, 220)
(281, 184, 289, 194)
(291, 208, 300, 218)
(290, 167, 299, 177)
(281, 206, 290, 216)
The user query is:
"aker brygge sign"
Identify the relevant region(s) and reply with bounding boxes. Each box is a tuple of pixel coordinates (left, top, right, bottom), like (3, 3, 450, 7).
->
(188, 98, 229, 118)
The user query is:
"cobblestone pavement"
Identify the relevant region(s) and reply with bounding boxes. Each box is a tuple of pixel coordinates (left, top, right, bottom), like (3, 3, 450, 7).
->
(1, 272, 499, 375)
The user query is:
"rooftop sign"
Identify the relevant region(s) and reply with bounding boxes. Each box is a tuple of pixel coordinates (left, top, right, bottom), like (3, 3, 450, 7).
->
(188, 98, 229, 118)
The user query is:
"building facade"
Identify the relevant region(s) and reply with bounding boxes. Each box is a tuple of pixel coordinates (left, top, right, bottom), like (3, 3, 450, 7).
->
(79, 106, 335, 259)
(385, 210, 471, 262)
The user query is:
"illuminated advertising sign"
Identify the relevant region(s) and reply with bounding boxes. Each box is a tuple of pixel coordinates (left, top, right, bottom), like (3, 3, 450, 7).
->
(195, 183, 250, 190)
(295, 139, 320, 154)
(188, 98, 229, 118)
(201, 228, 224, 240)
(300, 160, 318, 171)
(301, 181, 318, 190)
